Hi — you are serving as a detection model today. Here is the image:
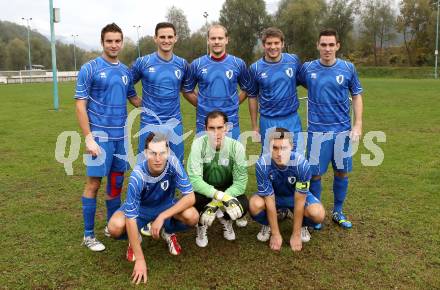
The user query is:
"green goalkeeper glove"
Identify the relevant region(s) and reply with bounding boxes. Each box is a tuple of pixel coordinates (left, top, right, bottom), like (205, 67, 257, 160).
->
(214, 191, 243, 220)
(200, 200, 222, 226)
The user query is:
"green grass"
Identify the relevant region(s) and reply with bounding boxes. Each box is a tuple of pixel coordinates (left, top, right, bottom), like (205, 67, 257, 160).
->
(0, 79, 439, 289)
(357, 66, 435, 79)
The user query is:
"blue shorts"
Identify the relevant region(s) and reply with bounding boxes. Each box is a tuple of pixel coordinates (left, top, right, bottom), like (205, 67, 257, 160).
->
(275, 191, 321, 209)
(196, 122, 240, 141)
(138, 122, 184, 164)
(260, 113, 304, 153)
(85, 137, 128, 177)
(306, 131, 353, 176)
(120, 199, 176, 231)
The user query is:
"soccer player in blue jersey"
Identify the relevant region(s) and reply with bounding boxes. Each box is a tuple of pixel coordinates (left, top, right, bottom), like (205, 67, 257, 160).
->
(249, 128, 325, 252)
(75, 23, 141, 252)
(183, 24, 252, 140)
(107, 132, 198, 285)
(297, 28, 363, 229)
(131, 22, 196, 164)
(247, 27, 303, 152)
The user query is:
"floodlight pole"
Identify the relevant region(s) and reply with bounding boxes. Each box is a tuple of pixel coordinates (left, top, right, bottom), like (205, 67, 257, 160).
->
(22, 17, 32, 75)
(133, 25, 141, 58)
(203, 12, 209, 55)
(49, 0, 59, 111)
(72, 34, 78, 71)
(435, 0, 439, 79)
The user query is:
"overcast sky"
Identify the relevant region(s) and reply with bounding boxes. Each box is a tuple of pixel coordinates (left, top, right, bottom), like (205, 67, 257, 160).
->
(1, 0, 279, 50)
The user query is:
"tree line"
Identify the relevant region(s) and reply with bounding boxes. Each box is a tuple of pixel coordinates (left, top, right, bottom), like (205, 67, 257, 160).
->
(0, 0, 438, 71)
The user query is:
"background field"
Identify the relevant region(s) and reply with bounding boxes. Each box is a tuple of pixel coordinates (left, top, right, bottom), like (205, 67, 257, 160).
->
(0, 79, 439, 289)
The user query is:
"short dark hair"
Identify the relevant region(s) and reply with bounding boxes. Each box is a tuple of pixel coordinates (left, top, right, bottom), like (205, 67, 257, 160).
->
(319, 28, 339, 43)
(155, 22, 176, 36)
(261, 27, 284, 43)
(268, 127, 293, 146)
(144, 132, 169, 150)
(205, 110, 228, 128)
(101, 23, 123, 43)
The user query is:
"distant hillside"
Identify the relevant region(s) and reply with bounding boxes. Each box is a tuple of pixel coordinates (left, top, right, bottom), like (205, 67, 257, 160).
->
(0, 20, 98, 71)
(0, 20, 49, 45)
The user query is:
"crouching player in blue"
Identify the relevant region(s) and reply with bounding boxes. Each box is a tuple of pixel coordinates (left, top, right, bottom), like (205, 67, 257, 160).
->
(107, 132, 198, 284)
(249, 128, 325, 252)
(297, 28, 363, 229)
(74, 23, 141, 252)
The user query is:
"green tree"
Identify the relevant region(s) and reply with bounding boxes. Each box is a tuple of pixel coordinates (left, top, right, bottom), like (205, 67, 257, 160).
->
(119, 38, 138, 66)
(6, 38, 27, 70)
(30, 37, 51, 68)
(219, 0, 269, 64)
(397, 0, 434, 66)
(322, 0, 360, 56)
(166, 6, 191, 40)
(360, 0, 396, 65)
(139, 35, 156, 56)
(0, 39, 7, 70)
(275, 0, 326, 61)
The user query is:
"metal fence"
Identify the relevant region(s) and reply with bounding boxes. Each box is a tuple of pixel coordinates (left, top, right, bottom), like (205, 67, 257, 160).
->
(0, 70, 78, 84)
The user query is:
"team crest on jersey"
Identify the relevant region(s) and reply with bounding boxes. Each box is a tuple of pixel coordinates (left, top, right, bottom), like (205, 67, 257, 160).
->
(161, 180, 169, 191)
(121, 75, 128, 85)
(100, 72, 107, 79)
(175, 69, 182, 79)
(285, 68, 294, 78)
(219, 158, 229, 166)
(287, 176, 297, 184)
(336, 74, 344, 85)
(311, 73, 317, 79)
(226, 70, 233, 79)
(261, 72, 268, 79)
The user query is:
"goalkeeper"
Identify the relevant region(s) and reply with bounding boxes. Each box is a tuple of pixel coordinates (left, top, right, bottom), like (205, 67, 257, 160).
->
(187, 110, 249, 248)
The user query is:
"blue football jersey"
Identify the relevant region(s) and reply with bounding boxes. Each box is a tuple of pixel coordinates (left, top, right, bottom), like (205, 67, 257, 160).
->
(131, 52, 190, 125)
(123, 155, 193, 219)
(297, 59, 363, 133)
(183, 54, 252, 131)
(248, 53, 302, 117)
(74, 56, 137, 140)
(256, 152, 311, 198)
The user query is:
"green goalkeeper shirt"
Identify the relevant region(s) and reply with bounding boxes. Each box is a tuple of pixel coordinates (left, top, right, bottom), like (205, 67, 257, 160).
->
(187, 135, 248, 198)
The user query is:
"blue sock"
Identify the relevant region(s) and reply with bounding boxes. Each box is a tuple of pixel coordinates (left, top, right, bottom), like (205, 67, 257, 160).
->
(252, 211, 269, 226)
(164, 218, 188, 233)
(116, 233, 128, 240)
(302, 216, 315, 227)
(82, 196, 96, 238)
(333, 175, 348, 213)
(105, 197, 121, 222)
(310, 178, 322, 200)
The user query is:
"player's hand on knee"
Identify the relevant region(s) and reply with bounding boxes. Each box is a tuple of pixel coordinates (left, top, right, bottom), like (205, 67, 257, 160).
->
(270, 233, 283, 252)
(200, 200, 221, 226)
(132, 259, 148, 285)
(151, 216, 165, 240)
(290, 234, 302, 252)
(85, 134, 101, 156)
(214, 191, 243, 220)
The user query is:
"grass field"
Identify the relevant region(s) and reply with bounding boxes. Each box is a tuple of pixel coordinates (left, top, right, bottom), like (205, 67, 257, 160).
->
(0, 79, 439, 289)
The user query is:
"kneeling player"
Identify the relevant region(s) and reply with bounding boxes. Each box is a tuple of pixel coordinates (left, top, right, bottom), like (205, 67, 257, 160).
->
(107, 132, 198, 284)
(187, 111, 249, 247)
(249, 128, 325, 252)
